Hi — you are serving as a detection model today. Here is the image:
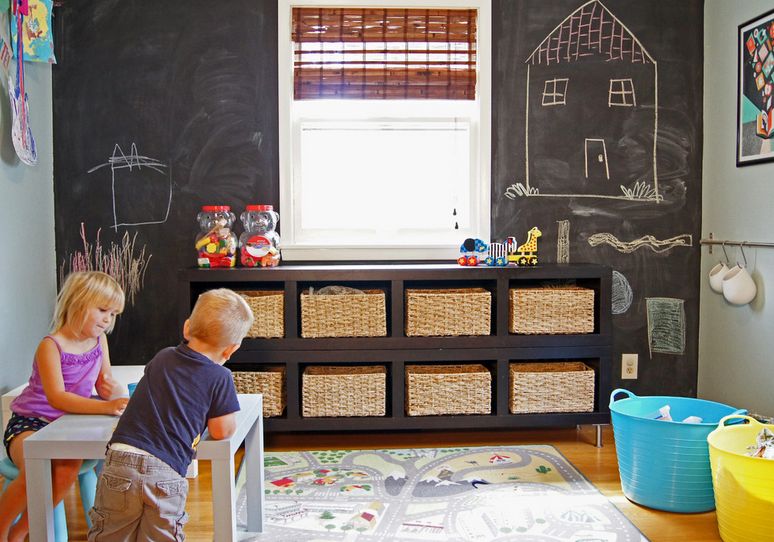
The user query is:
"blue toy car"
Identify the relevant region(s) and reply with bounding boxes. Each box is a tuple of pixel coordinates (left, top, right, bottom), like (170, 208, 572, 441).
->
(458, 238, 488, 266)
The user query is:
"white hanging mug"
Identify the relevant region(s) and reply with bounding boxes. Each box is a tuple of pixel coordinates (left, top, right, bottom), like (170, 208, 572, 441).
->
(708, 262, 730, 293)
(722, 266, 757, 305)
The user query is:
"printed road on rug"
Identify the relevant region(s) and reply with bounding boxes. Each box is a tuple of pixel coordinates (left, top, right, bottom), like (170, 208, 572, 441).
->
(237, 445, 648, 541)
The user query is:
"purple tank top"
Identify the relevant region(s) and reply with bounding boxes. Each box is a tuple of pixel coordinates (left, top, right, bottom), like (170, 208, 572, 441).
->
(10, 336, 103, 421)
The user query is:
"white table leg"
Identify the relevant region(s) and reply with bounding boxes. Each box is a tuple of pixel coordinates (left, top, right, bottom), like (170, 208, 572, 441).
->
(244, 414, 264, 533)
(26, 458, 55, 542)
(210, 455, 237, 542)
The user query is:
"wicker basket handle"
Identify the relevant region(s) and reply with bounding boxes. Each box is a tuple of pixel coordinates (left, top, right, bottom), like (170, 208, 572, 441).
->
(609, 388, 636, 406)
(718, 414, 758, 427)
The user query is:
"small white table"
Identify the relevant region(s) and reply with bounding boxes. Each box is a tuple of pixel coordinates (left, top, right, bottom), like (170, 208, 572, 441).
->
(4, 366, 200, 477)
(24, 394, 264, 542)
(2, 365, 146, 430)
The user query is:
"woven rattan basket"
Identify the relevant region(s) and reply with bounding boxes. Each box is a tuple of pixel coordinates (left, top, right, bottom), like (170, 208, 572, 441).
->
(509, 362, 594, 414)
(405, 364, 491, 416)
(300, 290, 386, 338)
(237, 290, 284, 338)
(405, 288, 491, 337)
(509, 286, 594, 334)
(232, 368, 286, 417)
(302, 365, 386, 417)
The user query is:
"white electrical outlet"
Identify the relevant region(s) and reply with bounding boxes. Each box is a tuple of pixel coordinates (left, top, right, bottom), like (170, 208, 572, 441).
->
(622, 353, 638, 379)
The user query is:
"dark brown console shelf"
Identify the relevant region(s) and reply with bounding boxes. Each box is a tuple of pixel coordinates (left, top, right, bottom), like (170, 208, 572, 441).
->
(180, 263, 612, 432)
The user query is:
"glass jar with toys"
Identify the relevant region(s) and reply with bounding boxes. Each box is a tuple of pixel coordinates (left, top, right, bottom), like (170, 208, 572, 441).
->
(195, 205, 237, 268)
(239, 204, 280, 267)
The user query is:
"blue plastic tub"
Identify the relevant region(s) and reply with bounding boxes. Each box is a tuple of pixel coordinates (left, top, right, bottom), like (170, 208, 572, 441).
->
(609, 389, 745, 513)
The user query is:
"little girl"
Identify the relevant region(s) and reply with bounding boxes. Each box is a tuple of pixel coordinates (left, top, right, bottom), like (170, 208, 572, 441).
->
(0, 271, 130, 542)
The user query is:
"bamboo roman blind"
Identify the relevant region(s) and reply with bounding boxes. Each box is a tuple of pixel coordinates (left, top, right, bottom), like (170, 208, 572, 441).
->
(292, 8, 477, 100)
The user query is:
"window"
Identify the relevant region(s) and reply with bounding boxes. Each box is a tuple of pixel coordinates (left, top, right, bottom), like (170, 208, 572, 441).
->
(542, 78, 569, 106)
(609, 78, 636, 106)
(279, 0, 491, 261)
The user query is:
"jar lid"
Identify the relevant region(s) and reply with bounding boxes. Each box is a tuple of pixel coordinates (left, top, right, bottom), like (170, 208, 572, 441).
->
(201, 205, 231, 212)
(246, 204, 274, 211)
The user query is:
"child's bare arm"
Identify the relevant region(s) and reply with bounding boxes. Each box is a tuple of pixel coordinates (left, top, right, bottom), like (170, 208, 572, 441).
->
(207, 412, 237, 440)
(95, 335, 123, 399)
(37, 339, 128, 416)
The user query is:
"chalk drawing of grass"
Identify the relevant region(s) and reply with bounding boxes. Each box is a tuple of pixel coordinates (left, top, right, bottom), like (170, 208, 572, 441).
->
(620, 181, 663, 202)
(59, 223, 151, 306)
(505, 182, 540, 199)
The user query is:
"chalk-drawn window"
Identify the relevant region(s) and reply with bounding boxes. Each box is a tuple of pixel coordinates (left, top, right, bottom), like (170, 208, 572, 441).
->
(278, 0, 492, 261)
(542, 78, 569, 106)
(609, 78, 636, 107)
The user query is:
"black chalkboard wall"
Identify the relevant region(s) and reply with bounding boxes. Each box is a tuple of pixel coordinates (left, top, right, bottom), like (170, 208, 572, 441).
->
(53, 0, 703, 397)
(53, 0, 278, 366)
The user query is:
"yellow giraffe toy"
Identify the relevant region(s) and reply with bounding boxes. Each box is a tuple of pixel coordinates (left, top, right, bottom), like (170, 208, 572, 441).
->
(508, 226, 542, 266)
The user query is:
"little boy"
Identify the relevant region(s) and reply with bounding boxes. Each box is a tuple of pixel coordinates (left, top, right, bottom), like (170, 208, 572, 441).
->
(88, 288, 254, 541)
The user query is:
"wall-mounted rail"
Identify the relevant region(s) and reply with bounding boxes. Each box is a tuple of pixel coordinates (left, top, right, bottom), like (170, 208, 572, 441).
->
(700, 233, 774, 255)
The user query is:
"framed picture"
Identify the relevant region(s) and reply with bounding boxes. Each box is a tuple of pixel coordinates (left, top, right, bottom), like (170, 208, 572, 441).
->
(737, 8, 774, 166)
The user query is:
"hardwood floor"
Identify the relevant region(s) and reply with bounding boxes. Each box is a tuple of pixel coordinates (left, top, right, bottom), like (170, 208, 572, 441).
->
(22, 426, 722, 541)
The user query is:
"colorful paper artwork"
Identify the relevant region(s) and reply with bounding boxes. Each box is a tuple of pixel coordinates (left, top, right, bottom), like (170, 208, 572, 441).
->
(737, 8, 774, 165)
(0, 11, 12, 78)
(9, 0, 38, 165)
(10, 0, 56, 64)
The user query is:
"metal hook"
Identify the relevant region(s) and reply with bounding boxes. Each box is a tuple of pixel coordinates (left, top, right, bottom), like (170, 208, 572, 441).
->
(721, 241, 730, 264)
(740, 241, 748, 268)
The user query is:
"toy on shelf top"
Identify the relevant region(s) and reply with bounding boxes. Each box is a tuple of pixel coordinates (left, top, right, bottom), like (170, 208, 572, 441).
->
(239, 204, 280, 267)
(458, 227, 542, 267)
(458, 238, 488, 266)
(506, 226, 542, 266)
(484, 241, 508, 267)
(195, 205, 237, 268)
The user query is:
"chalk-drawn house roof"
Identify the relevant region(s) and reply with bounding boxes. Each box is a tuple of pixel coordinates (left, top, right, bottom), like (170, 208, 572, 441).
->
(526, 0, 655, 66)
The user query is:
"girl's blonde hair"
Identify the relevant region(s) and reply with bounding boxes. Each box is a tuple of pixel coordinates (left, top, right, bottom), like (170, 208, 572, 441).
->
(51, 271, 125, 334)
(187, 289, 254, 347)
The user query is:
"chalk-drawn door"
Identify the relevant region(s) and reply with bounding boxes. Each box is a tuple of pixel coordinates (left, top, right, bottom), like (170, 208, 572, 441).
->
(585, 138, 610, 181)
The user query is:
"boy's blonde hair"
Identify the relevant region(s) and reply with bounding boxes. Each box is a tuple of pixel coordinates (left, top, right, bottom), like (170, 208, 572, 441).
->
(51, 271, 125, 334)
(187, 289, 254, 348)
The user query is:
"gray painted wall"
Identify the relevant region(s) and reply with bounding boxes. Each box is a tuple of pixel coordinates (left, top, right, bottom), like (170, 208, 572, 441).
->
(0, 62, 55, 396)
(700, 0, 774, 416)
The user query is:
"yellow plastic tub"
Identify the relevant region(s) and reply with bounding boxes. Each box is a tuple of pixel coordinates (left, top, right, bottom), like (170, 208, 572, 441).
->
(707, 415, 774, 541)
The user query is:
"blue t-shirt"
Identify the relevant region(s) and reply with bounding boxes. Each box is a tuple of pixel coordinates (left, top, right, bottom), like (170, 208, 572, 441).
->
(110, 343, 240, 476)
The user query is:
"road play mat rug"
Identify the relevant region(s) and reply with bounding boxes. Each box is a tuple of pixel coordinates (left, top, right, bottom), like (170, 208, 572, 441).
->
(237, 445, 648, 541)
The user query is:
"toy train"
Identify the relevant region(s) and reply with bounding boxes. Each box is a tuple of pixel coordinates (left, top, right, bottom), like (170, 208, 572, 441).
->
(459, 228, 541, 267)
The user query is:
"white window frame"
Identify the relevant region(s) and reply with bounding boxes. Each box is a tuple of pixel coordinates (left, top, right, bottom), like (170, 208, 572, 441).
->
(609, 78, 636, 107)
(278, 0, 492, 261)
(542, 78, 569, 106)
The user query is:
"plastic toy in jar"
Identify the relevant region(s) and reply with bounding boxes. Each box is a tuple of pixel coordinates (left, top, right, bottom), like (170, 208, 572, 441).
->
(239, 204, 280, 267)
(195, 205, 237, 268)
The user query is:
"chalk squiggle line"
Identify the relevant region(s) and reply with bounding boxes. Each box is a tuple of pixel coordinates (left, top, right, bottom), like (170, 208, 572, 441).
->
(588, 233, 693, 254)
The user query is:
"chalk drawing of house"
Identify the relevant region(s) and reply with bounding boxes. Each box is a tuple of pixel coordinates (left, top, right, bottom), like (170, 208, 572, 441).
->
(521, 0, 659, 202)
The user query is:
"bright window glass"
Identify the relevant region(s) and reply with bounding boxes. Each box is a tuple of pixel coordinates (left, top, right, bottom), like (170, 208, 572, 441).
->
(279, 0, 491, 261)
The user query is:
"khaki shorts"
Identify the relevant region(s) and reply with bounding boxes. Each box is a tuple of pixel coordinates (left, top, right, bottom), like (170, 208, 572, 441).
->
(88, 448, 189, 542)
